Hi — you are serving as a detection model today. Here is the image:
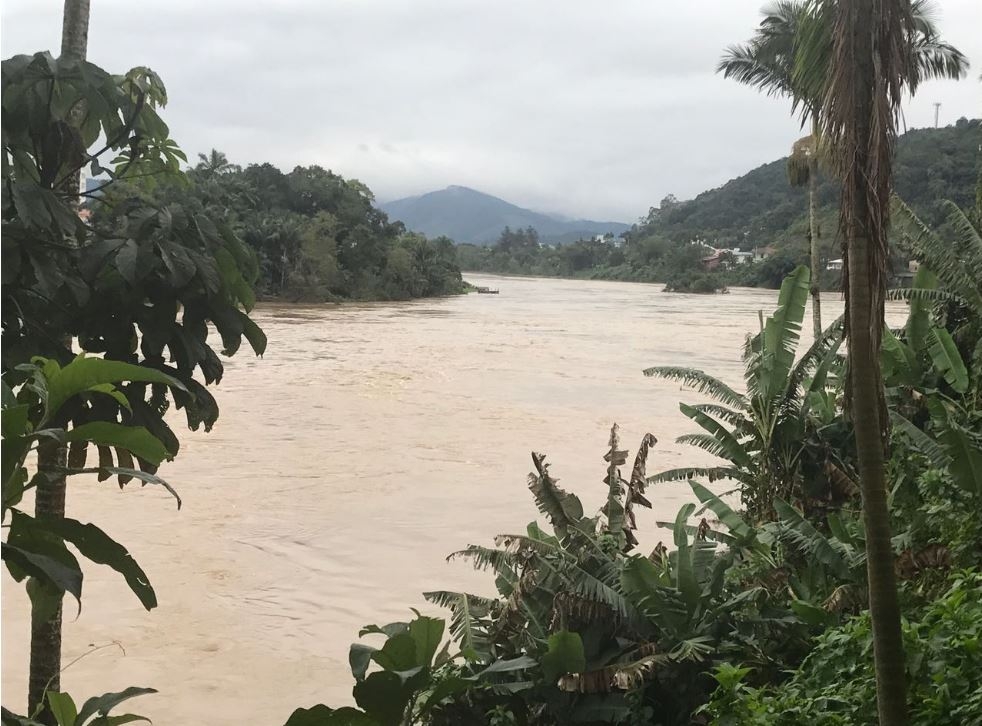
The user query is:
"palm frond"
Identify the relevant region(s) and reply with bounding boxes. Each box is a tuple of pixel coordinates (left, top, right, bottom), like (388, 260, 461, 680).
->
(679, 403, 753, 469)
(886, 286, 962, 305)
(643, 366, 746, 408)
(890, 412, 951, 470)
(782, 315, 844, 412)
(423, 590, 496, 657)
(773, 498, 851, 580)
(893, 195, 982, 314)
(676, 433, 747, 461)
(449, 545, 520, 574)
(647, 466, 751, 485)
(690, 403, 753, 432)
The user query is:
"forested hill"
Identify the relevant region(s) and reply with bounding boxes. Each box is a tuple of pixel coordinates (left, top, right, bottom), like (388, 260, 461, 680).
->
(646, 117, 981, 250)
(380, 185, 630, 244)
(94, 155, 466, 303)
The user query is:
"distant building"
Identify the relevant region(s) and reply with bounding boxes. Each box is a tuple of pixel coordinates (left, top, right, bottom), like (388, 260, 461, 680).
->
(827, 258, 844, 271)
(753, 246, 776, 262)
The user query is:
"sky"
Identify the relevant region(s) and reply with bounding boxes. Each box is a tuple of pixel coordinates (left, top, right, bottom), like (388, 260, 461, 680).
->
(2, 1, 980, 222)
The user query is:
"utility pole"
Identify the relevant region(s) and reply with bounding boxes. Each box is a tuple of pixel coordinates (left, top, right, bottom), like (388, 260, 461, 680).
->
(933, 102, 941, 128)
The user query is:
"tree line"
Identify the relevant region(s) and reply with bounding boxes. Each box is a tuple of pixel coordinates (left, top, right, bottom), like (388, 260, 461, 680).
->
(95, 151, 466, 303)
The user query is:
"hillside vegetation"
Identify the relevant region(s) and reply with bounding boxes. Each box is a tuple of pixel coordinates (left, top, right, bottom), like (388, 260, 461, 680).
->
(458, 119, 981, 291)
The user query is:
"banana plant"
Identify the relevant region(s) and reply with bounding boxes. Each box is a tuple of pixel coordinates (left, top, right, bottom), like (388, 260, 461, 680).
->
(645, 265, 851, 521)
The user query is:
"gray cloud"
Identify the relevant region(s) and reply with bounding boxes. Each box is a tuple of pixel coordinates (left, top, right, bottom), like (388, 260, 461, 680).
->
(3, 0, 980, 221)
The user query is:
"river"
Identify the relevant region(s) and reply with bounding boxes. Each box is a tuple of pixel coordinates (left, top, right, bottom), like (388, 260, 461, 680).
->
(1, 274, 906, 723)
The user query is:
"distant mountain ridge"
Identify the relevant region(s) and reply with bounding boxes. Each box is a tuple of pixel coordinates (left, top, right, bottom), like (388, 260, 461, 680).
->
(380, 185, 630, 244)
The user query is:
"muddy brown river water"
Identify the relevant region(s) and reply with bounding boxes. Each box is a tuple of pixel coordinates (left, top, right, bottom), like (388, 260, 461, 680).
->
(1, 274, 906, 723)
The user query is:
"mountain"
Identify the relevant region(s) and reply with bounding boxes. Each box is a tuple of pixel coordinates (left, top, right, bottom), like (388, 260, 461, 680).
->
(380, 185, 630, 244)
(643, 117, 981, 250)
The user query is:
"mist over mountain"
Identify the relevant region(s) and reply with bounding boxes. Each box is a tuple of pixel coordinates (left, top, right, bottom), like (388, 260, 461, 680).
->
(380, 185, 630, 244)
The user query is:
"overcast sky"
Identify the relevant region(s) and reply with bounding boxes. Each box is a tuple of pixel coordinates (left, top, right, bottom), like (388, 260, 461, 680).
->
(2, 1, 980, 221)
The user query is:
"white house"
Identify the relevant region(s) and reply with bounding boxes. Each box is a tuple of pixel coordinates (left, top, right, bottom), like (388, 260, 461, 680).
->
(827, 258, 844, 271)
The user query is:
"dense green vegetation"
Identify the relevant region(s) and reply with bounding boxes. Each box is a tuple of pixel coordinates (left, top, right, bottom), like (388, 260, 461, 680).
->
(4, 2, 981, 725)
(2, 50, 265, 724)
(457, 120, 981, 292)
(95, 152, 466, 302)
(288, 210, 982, 722)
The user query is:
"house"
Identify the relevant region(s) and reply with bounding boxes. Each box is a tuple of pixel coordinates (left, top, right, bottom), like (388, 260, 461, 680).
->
(827, 258, 844, 271)
(753, 246, 776, 262)
(729, 249, 754, 265)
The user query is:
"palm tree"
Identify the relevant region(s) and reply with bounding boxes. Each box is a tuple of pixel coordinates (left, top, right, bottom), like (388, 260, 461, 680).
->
(805, 0, 917, 721)
(195, 149, 240, 177)
(718, 0, 967, 341)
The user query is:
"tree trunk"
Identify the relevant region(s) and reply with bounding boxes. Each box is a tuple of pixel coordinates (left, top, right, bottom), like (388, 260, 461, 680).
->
(28, 441, 68, 724)
(59, 0, 90, 202)
(809, 155, 822, 339)
(836, 0, 908, 721)
(847, 231, 907, 725)
(60, 0, 90, 62)
(27, 4, 92, 721)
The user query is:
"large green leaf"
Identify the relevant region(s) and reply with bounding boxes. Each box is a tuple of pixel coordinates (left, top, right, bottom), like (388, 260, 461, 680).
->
(65, 423, 171, 466)
(350, 643, 377, 681)
(689, 481, 752, 542)
(881, 327, 918, 387)
(758, 264, 809, 402)
(45, 356, 184, 420)
(283, 706, 376, 726)
(540, 631, 586, 683)
(475, 655, 538, 676)
(905, 266, 938, 352)
(3, 512, 83, 606)
(44, 518, 156, 610)
(370, 633, 417, 673)
(408, 615, 444, 668)
(927, 328, 969, 393)
(46, 691, 78, 726)
(672, 504, 700, 613)
(352, 672, 409, 726)
(938, 422, 982, 495)
(75, 687, 157, 726)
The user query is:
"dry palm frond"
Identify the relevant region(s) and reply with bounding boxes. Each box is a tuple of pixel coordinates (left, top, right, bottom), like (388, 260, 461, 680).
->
(895, 543, 951, 580)
(528, 452, 583, 538)
(825, 460, 860, 498)
(623, 433, 658, 550)
(787, 134, 815, 187)
(823, 583, 867, 613)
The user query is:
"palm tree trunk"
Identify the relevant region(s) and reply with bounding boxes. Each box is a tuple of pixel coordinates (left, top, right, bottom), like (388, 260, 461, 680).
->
(831, 0, 909, 722)
(848, 232, 907, 725)
(809, 154, 822, 339)
(28, 4, 92, 721)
